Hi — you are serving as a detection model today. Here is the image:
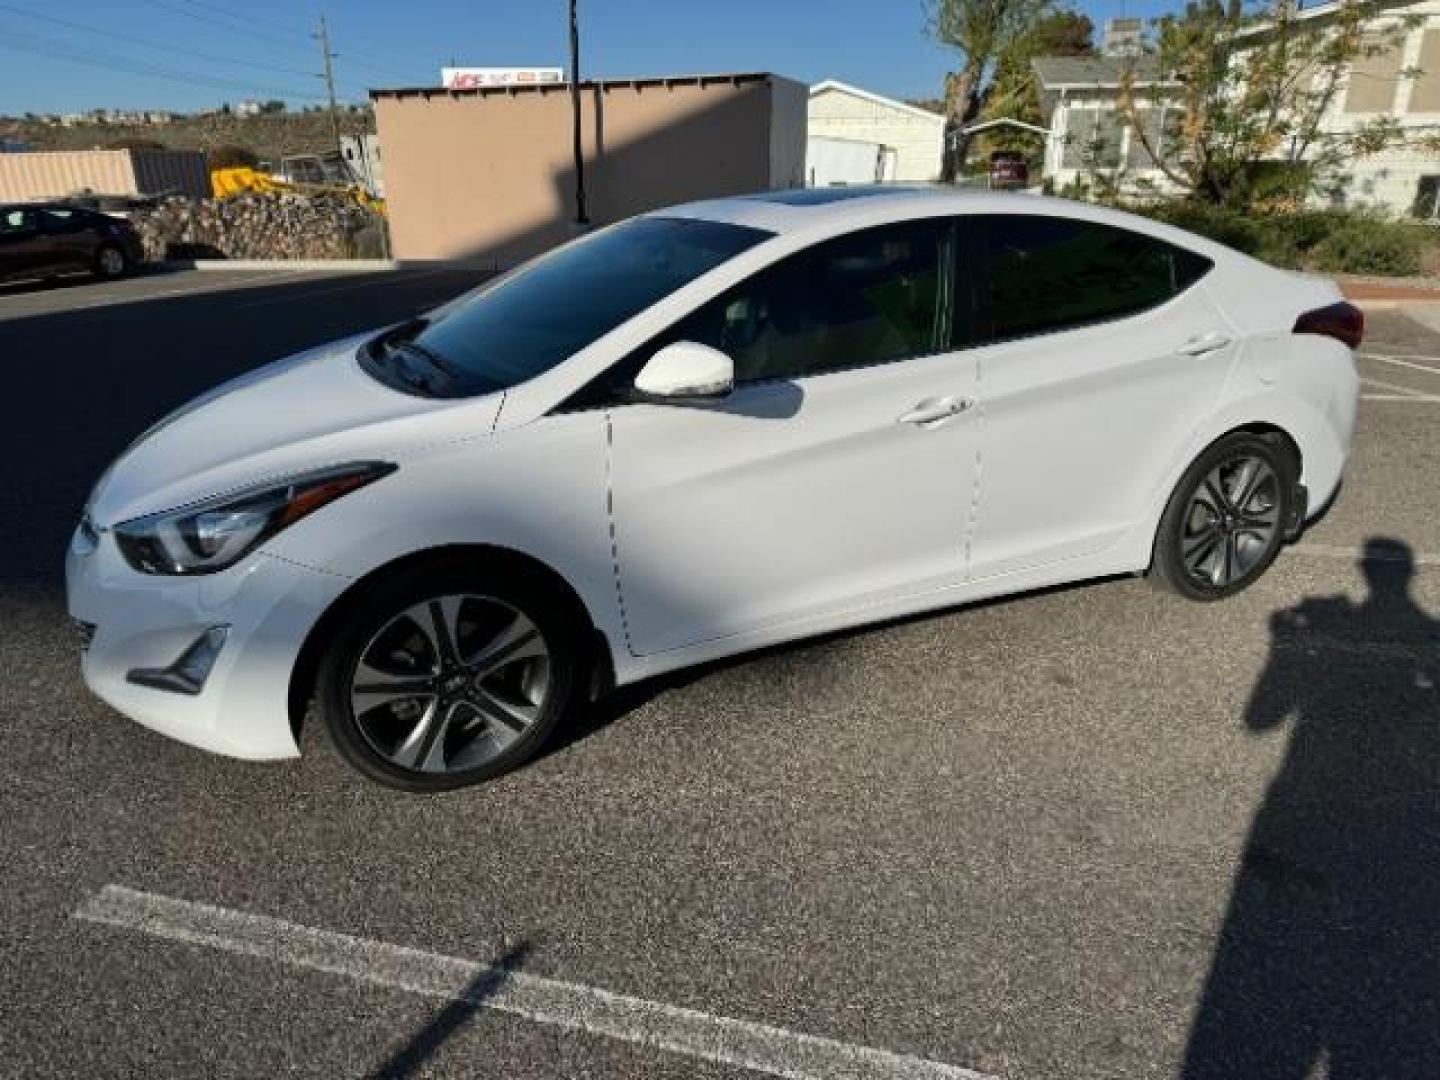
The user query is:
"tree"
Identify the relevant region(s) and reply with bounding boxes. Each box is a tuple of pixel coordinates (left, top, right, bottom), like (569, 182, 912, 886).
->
(981, 12, 1095, 154)
(927, 0, 1054, 179)
(107, 137, 167, 151)
(209, 144, 260, 169)
(1118, 0, 1424, 207)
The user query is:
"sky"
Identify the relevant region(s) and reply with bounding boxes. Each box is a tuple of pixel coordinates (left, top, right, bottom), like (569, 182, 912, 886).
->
(0, 0, 1182, 116)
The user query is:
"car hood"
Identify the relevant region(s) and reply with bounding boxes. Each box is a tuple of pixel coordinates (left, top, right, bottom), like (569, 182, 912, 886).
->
(87, 333, 503, 526)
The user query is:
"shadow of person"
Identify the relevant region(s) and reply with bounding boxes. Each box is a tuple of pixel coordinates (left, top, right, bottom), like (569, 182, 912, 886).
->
(1181, 537, 1440, 1079)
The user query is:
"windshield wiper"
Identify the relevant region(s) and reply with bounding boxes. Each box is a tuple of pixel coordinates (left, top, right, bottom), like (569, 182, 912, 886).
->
(391, 338, 460, 379)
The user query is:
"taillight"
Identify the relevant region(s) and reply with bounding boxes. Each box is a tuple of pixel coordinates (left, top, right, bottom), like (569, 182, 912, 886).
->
(1293, 301, 1364, 349)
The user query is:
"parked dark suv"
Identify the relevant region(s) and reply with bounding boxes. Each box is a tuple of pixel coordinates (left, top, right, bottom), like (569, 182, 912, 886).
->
(0, 203, 145, 284)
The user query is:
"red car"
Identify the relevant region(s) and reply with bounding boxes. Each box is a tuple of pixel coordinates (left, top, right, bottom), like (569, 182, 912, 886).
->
(989, 152, 1030, 190)
(0, 203, 145, 284)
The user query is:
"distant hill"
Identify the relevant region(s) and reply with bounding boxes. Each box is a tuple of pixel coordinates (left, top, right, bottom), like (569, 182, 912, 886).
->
(0, 111, 375, 165)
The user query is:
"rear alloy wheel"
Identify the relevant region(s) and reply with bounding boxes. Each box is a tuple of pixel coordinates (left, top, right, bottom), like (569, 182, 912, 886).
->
(1151, 433, 1296, 601)
(94, 243, 128, 279)
(318, 566, 576, 790)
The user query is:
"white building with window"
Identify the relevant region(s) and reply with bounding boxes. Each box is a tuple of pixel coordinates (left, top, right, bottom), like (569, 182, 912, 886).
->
(806, 80, 946, 185)
(1032, 0, 1440, 216)
(1032, 56, 1180, 196)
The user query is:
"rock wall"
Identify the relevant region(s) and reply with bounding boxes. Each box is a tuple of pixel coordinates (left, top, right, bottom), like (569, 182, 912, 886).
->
(131, 193, 387, 261)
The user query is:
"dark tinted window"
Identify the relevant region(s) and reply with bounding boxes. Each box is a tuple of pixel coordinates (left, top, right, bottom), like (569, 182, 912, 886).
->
(971, 215, 1211, 344)
(369, 217, 771, 397)
(665, 219, 947, 383)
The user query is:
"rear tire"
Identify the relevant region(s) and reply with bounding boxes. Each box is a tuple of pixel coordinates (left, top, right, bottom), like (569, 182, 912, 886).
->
(1150, 432, 1297, 601)
(316, 560, 578, 791)
(93, 243, 128, 279)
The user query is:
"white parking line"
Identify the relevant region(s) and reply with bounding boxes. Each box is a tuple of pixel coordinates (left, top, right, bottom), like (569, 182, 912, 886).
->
(1359, 376, 1440, 402)
(1290, 543, 1440, 567)
(74, 885, 994, 1080)
(1361, 353, 1440, 376)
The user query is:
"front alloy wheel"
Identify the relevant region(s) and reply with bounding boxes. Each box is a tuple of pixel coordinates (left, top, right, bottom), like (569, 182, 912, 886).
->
(319, 565, 576, 790)
(351, 595, 552, 774)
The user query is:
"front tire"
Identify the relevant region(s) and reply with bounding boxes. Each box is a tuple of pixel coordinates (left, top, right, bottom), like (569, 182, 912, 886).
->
(93, 243, 128, 279)
(1150, 433, 1297, 601)
(317, 562, 578, 791)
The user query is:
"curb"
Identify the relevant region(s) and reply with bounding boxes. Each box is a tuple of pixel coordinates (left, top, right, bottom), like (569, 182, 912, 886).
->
(1347, 297, 1440, 311)
(159, 258, 404, 272)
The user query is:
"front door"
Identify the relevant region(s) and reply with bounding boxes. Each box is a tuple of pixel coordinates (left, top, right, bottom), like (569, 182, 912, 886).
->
(607, 217, 980, 657)
(0, 208, 45, 281)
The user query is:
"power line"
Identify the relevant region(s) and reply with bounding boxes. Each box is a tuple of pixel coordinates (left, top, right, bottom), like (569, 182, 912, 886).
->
(0, 26, 334, 101)
(137, 0, 315, 52)
(172, 0, 311, 35)
(148, 0, 433, 81)
(0, 2, 318, 79)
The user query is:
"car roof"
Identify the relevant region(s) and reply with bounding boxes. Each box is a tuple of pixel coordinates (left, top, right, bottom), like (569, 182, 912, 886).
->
(650, 185, 1237, 263)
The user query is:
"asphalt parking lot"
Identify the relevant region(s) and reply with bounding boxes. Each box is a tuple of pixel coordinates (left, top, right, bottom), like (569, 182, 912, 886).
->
(2, 267, 1438, 1079)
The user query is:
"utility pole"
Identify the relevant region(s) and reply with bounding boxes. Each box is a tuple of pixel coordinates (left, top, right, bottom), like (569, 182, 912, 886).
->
(568, 0, 588, 224)
(316, 13, 342, 155)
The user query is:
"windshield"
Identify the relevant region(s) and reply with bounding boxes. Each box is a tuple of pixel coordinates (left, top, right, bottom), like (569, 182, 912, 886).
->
(362, 216, 772, 398)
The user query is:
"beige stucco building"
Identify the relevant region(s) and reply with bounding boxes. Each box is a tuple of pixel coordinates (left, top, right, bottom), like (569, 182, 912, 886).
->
(372, 73, 807, 263)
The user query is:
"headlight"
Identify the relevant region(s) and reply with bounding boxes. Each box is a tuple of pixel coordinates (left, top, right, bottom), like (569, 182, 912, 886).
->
(114, 462, 395, 575)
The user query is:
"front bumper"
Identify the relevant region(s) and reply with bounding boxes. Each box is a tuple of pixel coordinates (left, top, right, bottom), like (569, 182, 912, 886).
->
(65, 523, 352, 760)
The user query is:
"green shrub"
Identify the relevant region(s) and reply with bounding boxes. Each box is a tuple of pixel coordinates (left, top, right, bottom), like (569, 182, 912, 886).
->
(1309, 216, 1428, 276)
(1129, 201, 1436, 277)
(1140, 201, 1264, 255)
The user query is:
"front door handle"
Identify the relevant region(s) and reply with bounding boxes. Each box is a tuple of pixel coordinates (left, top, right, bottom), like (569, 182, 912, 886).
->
(898, 396, 972, 427)
(1178, 332, 1233, 357)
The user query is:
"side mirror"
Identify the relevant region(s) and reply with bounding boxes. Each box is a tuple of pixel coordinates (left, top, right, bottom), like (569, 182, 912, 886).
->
(633, 341, 734, 402)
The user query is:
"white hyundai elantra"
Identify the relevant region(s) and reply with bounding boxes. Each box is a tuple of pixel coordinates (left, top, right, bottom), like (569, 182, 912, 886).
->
(67, 188, 1361, 790)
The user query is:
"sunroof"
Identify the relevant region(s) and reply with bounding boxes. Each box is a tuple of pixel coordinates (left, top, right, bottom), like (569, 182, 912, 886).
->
(740, 186, 924, 206)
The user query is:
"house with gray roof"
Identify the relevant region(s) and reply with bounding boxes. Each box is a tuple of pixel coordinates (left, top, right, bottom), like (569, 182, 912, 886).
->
(1030, 0, 1440, 215)
(1030, 55, 1181, 197)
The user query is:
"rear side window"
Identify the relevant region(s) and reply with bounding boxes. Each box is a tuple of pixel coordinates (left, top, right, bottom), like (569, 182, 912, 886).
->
(970, 215, 1212, 344)
(668, 218, 949, 383)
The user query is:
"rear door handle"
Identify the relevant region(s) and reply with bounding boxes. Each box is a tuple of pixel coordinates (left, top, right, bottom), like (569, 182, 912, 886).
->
(1178, 333, 1233, 357)
(898, 396, 972, 427)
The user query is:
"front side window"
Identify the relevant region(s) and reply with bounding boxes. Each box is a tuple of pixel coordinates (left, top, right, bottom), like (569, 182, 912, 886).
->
(972, 215, 1211, 344)
(362, 216, 771, 398)
(666, 219, 948, 384)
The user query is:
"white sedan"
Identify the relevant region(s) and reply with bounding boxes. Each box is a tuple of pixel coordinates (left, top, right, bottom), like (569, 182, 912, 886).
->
(67, 188, 1361, 790)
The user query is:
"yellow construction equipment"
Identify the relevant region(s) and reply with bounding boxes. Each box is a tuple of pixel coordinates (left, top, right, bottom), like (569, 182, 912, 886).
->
(210, 166, 384, 215)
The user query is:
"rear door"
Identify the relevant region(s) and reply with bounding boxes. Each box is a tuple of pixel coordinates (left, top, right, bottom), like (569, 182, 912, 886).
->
(962, 213, 1230, 580)
(606, 217, 980, 656)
